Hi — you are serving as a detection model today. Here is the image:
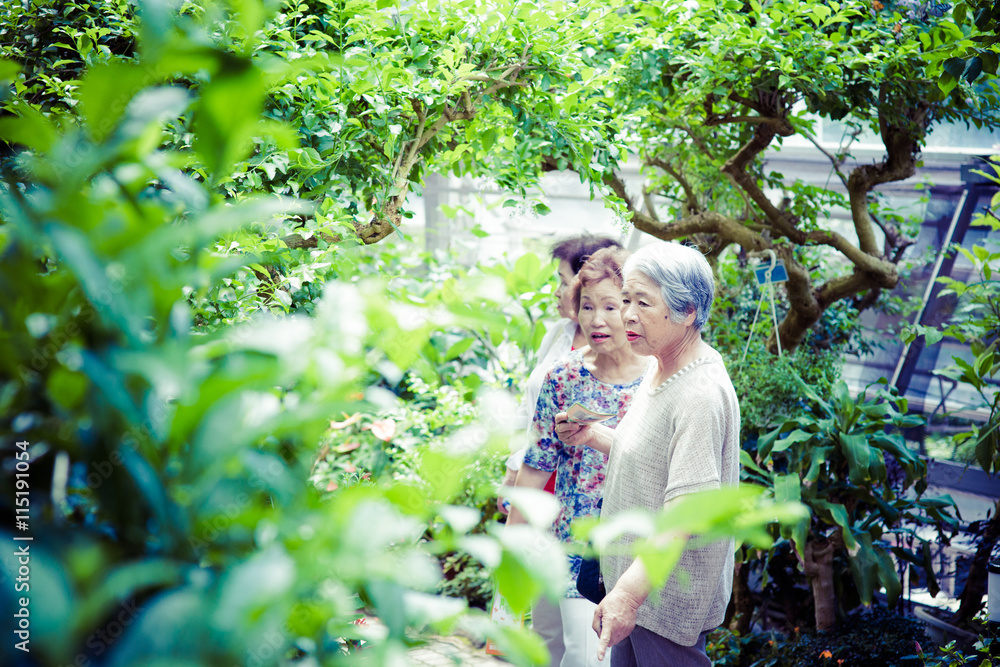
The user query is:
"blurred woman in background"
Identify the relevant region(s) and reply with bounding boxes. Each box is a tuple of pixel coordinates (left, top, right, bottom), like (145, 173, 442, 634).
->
(498, 233, 623, 511)
(505, 246, 646, 667)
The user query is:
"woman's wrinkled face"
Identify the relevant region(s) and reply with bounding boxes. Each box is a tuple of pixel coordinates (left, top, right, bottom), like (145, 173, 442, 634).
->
(554, 259, 577, 321)
(577, 278, 629, 353)
(621, 271, 693, 358)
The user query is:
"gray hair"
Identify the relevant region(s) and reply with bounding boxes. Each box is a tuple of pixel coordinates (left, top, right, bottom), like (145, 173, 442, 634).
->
(623, 242, 715, 330)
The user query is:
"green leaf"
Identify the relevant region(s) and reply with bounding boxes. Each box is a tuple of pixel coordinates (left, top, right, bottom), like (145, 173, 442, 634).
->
(0, 105, 58, 152)
(77, 61, 152, 141)
(976, 422, 998, 474)
(774, 473, 801, 504)
(637, 538, 686, 588)
(803, 446, 832, 484)
(921, 540, 940, 597)
(497, 525, 566, 613)
(963, 56, 983, 82)
(943, 57, 967, 79)
(46, 367, 87, 410)
(481, 127, 497, 151)
(839, 432, 872, 485)
(811, 499, 858, 551)
(740, 450, 770, 479)
(773, 473, 809, 550)
(229, 0, 269, 41)
(848, 533, 880, 603)
(419, 449, 472, 503)
(953, 2, 967, 24)
(771, 429, 816, 454)
(72, 559, 185, 638)
(483, 621, 549, 664)
(921, 325, 944, 345)
(444, 336, 476, 361)
(0, 58, 21, 81)
(192, 60, 266, 180)
(980, 50, 999, 75)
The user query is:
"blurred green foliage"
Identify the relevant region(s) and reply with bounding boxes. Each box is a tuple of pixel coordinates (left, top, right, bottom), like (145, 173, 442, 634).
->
(0, 3, 809, 666)
(0, 2, 562, 665)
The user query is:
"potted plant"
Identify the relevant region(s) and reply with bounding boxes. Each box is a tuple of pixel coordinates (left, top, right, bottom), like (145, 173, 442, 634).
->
(743, 375, 959, 632)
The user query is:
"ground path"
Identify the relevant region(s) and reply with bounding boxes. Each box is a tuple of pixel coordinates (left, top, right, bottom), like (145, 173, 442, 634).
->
(407, 635, 510, 665)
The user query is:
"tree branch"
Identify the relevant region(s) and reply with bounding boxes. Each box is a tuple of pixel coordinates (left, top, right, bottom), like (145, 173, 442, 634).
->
(642, 188, 661, 225)
(604, 170, 659, 230)
(646, 156, 700, 216)
(770, 248, 821, 353)
(280, 230, 341, 249)
(845, 101, 929, 256)
(722, 122, 801, 240)
(816, 269, 886, 310)
(606, 170, 767, 251)
(726, 91, 765, 114)
(803, 133, 850, 189)
(804, 228, 899, 283)
(706, 114, 786, 127)
(355, 56, 533, 244)
(679, 125, 719, 162)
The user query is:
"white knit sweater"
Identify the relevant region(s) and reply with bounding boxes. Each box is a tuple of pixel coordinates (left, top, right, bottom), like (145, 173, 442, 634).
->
(600, 350, 740, 646)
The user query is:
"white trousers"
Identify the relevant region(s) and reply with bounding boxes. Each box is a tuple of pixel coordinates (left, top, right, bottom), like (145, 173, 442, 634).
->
(532, 596, 609, 667)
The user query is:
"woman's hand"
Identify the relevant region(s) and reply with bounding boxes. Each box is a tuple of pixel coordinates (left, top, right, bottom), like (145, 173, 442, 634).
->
(554, 411, 593, 446)
(555, 413, 616, 455)
(592, 559, 651, 661)
(592, 586, 643, 661)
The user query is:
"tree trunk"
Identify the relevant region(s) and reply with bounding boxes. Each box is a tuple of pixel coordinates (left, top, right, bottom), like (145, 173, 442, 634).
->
(950, 499, 1000, 627)
(802, 537, 837, 631)
(727, 560, 754, 634)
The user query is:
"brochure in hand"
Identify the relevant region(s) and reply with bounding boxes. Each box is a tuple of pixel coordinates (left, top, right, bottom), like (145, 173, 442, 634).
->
(565, 402, 616, 424)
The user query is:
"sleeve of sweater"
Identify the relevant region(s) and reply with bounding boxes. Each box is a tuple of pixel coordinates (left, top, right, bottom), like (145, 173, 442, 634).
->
(661, 382, 729, 505)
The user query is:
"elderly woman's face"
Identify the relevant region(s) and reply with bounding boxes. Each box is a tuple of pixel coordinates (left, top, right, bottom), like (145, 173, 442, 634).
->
(577, 278, 629, 354)
(554, 259, 577, 321)
(621, 272, 695, 358)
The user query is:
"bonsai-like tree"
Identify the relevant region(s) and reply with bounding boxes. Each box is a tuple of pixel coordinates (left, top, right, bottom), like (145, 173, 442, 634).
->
(590, 0, 1000, 352)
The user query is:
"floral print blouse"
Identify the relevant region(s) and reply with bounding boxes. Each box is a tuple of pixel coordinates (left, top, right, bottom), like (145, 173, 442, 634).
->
(524, 349, 643, 597)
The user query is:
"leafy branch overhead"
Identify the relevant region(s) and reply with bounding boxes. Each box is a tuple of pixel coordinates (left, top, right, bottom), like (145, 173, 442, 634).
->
(256, 0, 631, 247)
(0, 0, 631, 255)
(590, 0, 1000, 352)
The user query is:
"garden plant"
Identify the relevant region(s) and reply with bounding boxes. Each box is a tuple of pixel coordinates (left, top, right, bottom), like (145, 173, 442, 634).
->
(902, 173, 1000, 634)
(1, 0, 998, 664)
(0, 1, 810, 666)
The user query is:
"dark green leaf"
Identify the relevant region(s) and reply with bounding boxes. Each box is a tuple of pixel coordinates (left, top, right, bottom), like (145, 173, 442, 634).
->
(943, 58, 968, 79)
(963, 56, 983, 82)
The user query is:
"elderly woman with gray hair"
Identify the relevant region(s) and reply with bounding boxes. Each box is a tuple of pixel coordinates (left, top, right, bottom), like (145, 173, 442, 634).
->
(555, 242, 740, 667)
